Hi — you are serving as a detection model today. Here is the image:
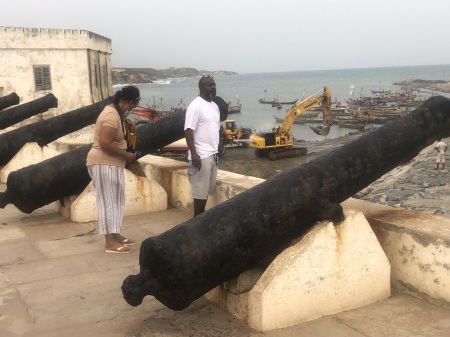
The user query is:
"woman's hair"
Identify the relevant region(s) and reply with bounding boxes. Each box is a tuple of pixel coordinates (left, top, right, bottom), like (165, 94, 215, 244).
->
(114, 85, 140, 103)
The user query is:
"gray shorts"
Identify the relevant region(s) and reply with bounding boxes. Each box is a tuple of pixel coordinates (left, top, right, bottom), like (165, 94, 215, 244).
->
(437, 152, 445, 163)
(189, 154, 218, 200)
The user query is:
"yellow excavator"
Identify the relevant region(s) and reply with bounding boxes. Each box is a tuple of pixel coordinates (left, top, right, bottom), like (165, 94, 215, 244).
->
(249, 87, 332, 160)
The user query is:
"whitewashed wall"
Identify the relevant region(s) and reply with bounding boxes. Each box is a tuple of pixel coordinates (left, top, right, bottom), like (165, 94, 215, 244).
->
(0, 27, 113, 119)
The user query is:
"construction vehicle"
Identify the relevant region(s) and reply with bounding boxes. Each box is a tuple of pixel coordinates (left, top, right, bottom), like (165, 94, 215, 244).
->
(250, 87, 332, 160)
(223, 119, 254, 148)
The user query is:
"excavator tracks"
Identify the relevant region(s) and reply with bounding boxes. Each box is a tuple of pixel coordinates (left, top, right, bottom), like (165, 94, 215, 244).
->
(267, 147, 307, 160)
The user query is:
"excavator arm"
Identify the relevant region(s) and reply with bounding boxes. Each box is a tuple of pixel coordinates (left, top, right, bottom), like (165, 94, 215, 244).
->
(279, 87, 332, 138)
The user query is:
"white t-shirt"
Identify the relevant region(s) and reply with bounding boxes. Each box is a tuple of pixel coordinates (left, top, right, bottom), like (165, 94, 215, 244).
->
(436, 141, 447, 153)
(184, 96, 220, 160)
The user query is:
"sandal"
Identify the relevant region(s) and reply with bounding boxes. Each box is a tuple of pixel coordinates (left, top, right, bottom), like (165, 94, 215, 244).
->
(105, 246, 133, 254)
(120, 238, 137, 246)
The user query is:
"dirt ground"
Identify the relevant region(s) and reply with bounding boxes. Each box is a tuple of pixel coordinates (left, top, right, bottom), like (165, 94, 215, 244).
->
(218, 130, 366, 179)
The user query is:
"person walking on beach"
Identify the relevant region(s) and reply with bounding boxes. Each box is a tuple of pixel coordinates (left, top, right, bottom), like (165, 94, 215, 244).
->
(86, 85, 140, 253)
(184, 75, 220, 217)
(434, 139, 448, 170)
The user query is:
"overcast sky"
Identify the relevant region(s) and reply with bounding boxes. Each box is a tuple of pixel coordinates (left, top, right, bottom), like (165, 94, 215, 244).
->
(1, 0, 449, 74)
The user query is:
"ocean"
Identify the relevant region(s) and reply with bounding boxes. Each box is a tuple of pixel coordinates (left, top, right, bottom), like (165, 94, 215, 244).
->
(116, 64, 450, 142)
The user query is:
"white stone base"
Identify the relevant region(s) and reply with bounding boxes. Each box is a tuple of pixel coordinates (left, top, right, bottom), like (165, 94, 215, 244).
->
(205, 210, 391, 332)
(65, 169, 168, 222)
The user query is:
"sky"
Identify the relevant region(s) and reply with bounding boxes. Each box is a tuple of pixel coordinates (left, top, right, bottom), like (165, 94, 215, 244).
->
(1, 0, 450, 74)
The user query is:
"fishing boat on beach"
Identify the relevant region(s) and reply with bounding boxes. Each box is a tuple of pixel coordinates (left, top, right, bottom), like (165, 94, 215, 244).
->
(337, 120, 368, 130)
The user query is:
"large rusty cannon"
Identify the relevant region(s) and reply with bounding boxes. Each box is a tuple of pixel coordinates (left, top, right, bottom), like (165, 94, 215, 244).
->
(0, 110, 186, 213)
(0, 92, 20, 111)
(0, 97, 110, 166)
(0, 93, 58, 130)
(121, 96, 450, 311)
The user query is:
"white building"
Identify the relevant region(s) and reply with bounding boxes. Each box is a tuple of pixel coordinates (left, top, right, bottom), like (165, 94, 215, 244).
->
(0, 26, 113, 117)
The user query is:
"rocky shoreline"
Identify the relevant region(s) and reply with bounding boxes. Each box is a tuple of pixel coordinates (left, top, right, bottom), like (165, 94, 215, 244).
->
(111, 67, 237, 85)
(393, 79, 450, 93)
(355, 137, 450, 219)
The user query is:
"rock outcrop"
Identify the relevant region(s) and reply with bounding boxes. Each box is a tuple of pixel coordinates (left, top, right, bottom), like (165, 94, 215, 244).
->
(112, 67, 238, 85)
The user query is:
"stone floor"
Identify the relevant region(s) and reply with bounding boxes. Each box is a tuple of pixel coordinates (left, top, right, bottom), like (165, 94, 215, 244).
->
(1, 183, 450, 337)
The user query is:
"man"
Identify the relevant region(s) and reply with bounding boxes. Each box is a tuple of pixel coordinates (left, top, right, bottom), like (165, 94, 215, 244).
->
(435, 139, 448, 170)
(184, 75, 220, 216)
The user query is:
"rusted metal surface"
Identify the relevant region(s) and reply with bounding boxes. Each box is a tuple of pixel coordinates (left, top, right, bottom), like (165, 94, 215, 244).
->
(121, 96, 450, 311)
(0, 93, 58, 130)
(0, 97, 111, 165)
(0, 110, 187, 213)
(0, 92, 20, 111)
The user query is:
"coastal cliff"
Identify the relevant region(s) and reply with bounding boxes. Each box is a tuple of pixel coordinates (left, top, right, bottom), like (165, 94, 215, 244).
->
(112, 67, 238, 85)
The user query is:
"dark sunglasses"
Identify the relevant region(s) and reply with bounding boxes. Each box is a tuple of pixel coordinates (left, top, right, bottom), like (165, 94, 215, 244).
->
(199, 75, 214, 85)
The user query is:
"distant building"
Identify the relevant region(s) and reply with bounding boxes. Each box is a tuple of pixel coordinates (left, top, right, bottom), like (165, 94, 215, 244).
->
(0, 26, 113, 117)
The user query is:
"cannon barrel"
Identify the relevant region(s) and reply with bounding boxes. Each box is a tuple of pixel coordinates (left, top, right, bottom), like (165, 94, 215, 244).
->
(121, 96, 450, 311)
(0, 92, 20, 111)
(0, 93, 58, 130)
(0, 110, 187, 213)
(0, 97, 112, 166)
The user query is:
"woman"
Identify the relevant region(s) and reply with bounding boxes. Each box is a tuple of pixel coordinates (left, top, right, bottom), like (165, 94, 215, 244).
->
(86, 85, 140, 254)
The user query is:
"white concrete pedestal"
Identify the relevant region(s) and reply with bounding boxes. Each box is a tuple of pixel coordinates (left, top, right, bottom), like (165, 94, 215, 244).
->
(205, 210, 391, 331)
(62, 169, 168, 222)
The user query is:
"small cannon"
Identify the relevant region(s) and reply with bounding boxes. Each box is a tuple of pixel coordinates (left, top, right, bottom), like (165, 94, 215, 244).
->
(0, 97, 111, 166)
(121, 96, 450, 311)
(0, 93, 58, 130)
(0, 92, 20, 111)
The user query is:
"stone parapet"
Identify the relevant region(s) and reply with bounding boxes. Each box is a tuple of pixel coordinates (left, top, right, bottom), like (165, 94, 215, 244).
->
(343, 198, 450, 307)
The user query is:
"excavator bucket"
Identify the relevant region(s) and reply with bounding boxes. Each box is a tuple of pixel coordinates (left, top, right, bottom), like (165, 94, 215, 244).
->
(309, 123, 331, 136)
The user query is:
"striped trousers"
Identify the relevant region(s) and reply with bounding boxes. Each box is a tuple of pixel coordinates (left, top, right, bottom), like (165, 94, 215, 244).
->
(87, 165, 125, 235)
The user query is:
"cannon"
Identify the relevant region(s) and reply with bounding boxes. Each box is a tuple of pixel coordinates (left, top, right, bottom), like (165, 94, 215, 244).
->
(0, 110, 187, 213)
(0, 92, 20, 111)
(0, 93, 58, 130)
(0, 97, 111, 166)
(121, 96, 450, 311)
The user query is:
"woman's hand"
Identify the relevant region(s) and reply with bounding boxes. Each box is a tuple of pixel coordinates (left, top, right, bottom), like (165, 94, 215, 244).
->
(125, 151, 136, 163)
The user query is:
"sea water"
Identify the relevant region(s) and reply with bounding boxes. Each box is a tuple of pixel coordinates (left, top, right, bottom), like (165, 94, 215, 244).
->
(117, 64, 450, 141)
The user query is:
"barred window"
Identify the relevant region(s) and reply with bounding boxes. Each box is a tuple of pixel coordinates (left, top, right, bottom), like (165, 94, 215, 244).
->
(34, 65, 52, 90)
(94, 64, 99, 87)
(102, 65, 107, 86)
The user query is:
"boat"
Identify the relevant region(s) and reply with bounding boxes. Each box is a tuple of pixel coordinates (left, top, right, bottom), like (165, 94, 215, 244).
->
(228, 102, 242, 114)
(227, 97, 242, 114)
(311, 106, 348, 113)
(259, 98, 277, 104)
(337, 120, 367, 130)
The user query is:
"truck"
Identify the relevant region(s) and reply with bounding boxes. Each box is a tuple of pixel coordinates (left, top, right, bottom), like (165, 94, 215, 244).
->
(250, 87, 332, 160)
(223, 119, 254, 148)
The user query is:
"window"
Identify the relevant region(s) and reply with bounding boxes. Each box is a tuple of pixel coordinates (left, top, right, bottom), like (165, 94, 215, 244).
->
(34, 65, 52, 90)
(102, 65, 107, 87)
(94, 64, 99, 87)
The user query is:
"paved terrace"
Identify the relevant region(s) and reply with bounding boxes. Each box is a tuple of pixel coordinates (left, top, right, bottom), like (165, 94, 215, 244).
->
(1, 182, 450, 337)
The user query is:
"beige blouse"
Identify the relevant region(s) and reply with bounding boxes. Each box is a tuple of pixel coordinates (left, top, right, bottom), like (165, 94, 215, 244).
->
(86, 105, 127, 167)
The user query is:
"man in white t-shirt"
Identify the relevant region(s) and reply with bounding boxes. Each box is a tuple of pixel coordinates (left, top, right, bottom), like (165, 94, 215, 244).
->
(435, 139, 448, 170)
(184, 75, 220, 216)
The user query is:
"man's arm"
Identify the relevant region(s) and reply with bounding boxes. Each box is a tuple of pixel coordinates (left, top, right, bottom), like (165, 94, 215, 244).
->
(185, 128, 201, 169)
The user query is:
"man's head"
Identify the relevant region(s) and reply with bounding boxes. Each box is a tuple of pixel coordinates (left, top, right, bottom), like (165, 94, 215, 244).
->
(198, 75, 216, 101)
